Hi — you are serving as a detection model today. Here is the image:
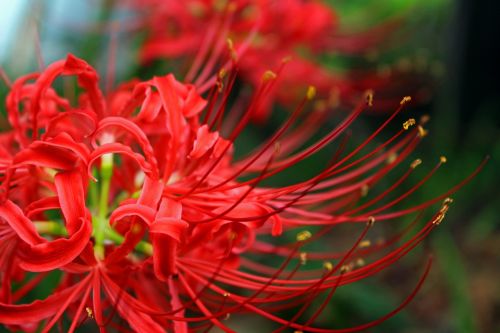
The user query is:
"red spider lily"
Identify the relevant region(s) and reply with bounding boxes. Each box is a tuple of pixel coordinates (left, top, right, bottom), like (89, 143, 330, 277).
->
(0, 54, 484, 332)
(133, 0, 429, 122)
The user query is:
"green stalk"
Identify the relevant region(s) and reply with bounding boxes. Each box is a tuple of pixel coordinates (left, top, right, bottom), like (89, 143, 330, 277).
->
(34, 220, 153, 256)
(88, 167, 99, 211)
(94, 153, 114, 259)
(34, 221, 67, 236)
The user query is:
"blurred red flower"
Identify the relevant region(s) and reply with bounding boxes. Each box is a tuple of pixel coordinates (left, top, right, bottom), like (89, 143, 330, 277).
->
(134, 0, 430, 121)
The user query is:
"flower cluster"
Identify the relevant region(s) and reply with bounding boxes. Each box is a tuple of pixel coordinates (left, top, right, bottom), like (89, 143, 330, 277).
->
(0, 2, 485, 332)
(0, 52, 482, 332)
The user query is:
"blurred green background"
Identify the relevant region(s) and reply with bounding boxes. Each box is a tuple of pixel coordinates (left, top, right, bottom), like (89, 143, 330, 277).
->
(0, 0, 498, 332)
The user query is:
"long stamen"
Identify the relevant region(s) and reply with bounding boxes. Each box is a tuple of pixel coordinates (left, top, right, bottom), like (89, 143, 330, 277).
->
(41, 274, 93, 333)
(179, 66, 282, 199)
(68, 282, 93, 333)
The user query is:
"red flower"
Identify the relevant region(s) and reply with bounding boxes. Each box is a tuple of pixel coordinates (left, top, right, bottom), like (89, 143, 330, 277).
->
(133, 0, 430, 121)
(0, 54, 484, 332)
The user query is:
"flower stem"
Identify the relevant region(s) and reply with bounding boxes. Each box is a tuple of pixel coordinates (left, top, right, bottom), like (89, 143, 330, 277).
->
(94, 153, 114, 259)
(34, 221, 67, 236)
(34, 220, 153, 257)
(88, 167, 99, 210)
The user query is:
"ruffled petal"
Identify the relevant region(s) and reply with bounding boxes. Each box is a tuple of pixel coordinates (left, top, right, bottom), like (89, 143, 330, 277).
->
(95, 117, 158, 177)
(55, 170, 88, 235)
(13, 132, 89, 171)
(43, 110, 97, 141)
(150, 198, 188, 280)
(0, 200, 43, 245)
(0, 199, 92, 272)
(88, 143, 153, 180)
(110, 203, 156, 226)
(18, 217, 92, 272)
(105, 177, 164, 264)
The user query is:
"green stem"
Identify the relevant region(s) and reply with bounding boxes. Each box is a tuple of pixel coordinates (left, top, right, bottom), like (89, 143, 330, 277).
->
(34, 221, 67, 236)
(34, 220, 153, 256)
(88, 167, 99, 210)
(94, 153, 114, 259)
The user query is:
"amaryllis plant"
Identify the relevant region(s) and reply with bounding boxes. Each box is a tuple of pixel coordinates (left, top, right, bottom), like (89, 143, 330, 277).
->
(0, 53, 483, 332)
(133, 0, 430, 121)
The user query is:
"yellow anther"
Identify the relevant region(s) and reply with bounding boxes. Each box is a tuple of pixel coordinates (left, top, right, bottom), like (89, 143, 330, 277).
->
(216, 80, 224, 92)
(386, 153, 398, 164)
(403, 118, 416, 130)
(299, 252, 308, 265)
(306, 85, 317, 100)
(365, 89, 374, 106)
(359, 240, 371, 248)
(86, 307, 94, 318)
(340, 265, 350, 274)
(323, 261, 333, 271)
(417, 125, 428, 137)
(274, 141, 281, 154)
(356, 258, 365, 267)
(440, 156, 447, 163)
(361, 184, 369, 197)
(218, 68, 227, 79)
(433, 214, 446, 225)
(367, 216, 376, 227)
(296, 230, 312, 242)
(262, 70, 277, 81)
(433, 197, 453, 225)
(226, 37, 233, 49)
(444, 198, 454, 205)
(228, 231, 237, 240)
(400, 96, 412, 105)
(420, 114, 430, 124)
(223, 292, 231, 297)
(411, 159, 422, 169)
(226, 38, 237, 60)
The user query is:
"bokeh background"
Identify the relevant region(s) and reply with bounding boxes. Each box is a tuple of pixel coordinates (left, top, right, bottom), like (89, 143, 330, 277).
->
(0, 0, 498, 332)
